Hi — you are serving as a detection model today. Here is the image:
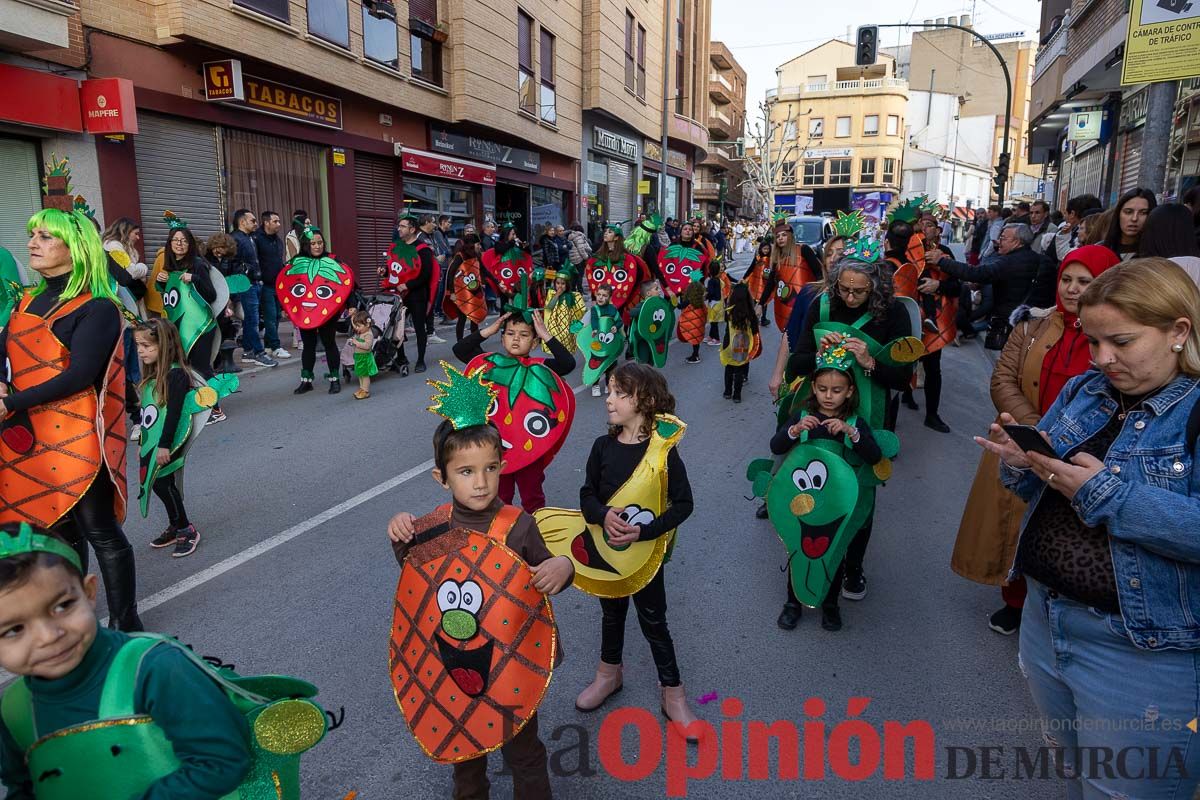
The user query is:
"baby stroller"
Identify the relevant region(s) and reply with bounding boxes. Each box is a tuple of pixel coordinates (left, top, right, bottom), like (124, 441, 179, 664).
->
(341, 291, 410, 382)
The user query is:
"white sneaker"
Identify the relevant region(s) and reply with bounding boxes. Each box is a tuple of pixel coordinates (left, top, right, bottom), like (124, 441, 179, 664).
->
(273, 348, 292, 359)
(591, 385, 601, 397)
(130, 424, 141, 442)
(427, 333, 447, 344)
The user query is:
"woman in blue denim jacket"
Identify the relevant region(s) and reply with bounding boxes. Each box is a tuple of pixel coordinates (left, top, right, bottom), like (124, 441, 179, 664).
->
(978, 258, 1200, 800)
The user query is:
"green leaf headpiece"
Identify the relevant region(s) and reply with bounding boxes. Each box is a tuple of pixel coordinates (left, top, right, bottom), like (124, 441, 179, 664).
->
(427, 361, 498, 431)
(0, 522, 82, 572)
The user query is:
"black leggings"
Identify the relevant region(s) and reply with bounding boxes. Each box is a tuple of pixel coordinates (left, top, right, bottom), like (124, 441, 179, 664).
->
(404, 298, 429, 365)
(455, 315, 480, 342)
(54, 476, 143, 631)
(599, 567, 681, 686)
(300, 320, 340, 378)
(188, 327, 217, 380)
(921, 349, 943, 419)
(152, 472, 189, 529)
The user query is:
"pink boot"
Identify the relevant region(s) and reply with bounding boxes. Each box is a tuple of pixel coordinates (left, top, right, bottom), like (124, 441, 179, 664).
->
(661, 684, 701, 742)
(575, 661, 623, 711)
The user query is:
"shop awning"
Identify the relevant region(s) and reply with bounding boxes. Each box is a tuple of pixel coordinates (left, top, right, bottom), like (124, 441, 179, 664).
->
(398, 146, 496, 186)
(952, 207, 976, 220)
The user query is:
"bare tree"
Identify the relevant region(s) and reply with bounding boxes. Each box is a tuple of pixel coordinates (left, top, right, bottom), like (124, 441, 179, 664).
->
(739, 99, 817, 215)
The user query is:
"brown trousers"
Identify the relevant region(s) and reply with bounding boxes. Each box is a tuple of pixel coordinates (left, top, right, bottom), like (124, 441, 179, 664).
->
(452, 712, 551, 800)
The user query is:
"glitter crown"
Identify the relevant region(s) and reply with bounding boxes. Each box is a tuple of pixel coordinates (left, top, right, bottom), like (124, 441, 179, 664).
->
(427, 361, 498, 431)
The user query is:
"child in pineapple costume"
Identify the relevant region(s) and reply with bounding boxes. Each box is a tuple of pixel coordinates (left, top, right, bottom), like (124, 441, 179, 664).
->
(277, 225, 355, 395)
(451, 277, 576, 513)
(579, 283, 625, 397)
(133, 319, 238, 558)
(678, 271, 707, 364)
(719, 282, 761, 403)
(541, 264, 584, 353)
(386, 364, 574, 799)
(0, 523, 328, 799)
(534, 364, 702, 740)
(749, 339, 894, 633)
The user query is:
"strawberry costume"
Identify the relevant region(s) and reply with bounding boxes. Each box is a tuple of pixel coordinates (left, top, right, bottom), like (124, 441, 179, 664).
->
(276, 225, 354, 394)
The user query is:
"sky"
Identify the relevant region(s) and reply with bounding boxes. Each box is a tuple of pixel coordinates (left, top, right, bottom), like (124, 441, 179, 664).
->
(711, 0, 1044, 138)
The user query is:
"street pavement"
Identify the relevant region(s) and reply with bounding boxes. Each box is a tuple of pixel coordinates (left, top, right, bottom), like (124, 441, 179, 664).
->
(54, 245, 1057, 798)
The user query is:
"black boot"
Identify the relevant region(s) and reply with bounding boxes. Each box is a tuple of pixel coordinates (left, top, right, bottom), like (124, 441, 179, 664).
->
(777, 602, 802, 630)
(755, 502, 769, 519)
(902, 390, 919, 411)
(294, 370, 314, 394)
(94, 545, 144, 632)
(821, 606, 843, 632)
(723, 370, 733, 399)
(732, 375, 744, 403)
(328, 375, 341, 394)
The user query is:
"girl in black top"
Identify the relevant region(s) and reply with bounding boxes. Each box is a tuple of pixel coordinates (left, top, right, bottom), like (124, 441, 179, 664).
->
(575, 364, 701, 737)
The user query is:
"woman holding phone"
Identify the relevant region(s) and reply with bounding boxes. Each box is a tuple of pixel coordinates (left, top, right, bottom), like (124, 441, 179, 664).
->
(952, 245, 1120, 635)
(978, 258, 1200, 800)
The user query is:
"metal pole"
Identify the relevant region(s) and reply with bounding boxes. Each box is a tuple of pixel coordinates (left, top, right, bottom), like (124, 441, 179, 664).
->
(878, 22, 1012, 202)
(658, 0, 672, 219)
(1139, 80, 1178, 197)
(949, 109, 961, 210)
(926, 68, 935, 127)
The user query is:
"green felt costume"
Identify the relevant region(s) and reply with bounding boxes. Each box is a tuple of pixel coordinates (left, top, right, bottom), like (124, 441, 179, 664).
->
(627, 295, 675, 368)
(576, 304, 625, 386)
(0, 248, 25, 329)
(161, 272, 216, 357)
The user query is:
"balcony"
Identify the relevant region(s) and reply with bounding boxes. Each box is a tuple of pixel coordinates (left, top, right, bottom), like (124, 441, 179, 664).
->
(694, 181, 723, 200)
(709, 71, 734, 105)
(709, 107, 734, 139)
(710, 41, 735, 71)
(767, 77, 908, 102)
(0, 0, 76, 51)
(1033, 11, 1069, 83)
(702, 145, 739, 173)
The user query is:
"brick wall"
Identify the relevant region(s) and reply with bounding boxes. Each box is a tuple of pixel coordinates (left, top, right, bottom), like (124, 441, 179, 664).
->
(24, 11, 88, 68)
(1066, 0, 1125, 66)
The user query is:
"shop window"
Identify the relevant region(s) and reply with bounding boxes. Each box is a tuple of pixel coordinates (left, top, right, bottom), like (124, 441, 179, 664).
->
(882, 158, 896, 184)
(540, 28, 556, 124)
(624, 11, 635, 92)
(532, 186, 566, 235)
(307, 0, 349, 48)
(802, 159, 824, 187)
(829, 159, 851, 185)
(363, 6, 399, 68)
(835, 116, 851, 137)
(637, 24, 646, 99)
(403, 182, 474, 237)
(518, 10, 536, 115)
(863, 115, 879, 136)
(860, 158, 876, 184)
(234, 0, 288, 22)
(223, 128, 328, 234)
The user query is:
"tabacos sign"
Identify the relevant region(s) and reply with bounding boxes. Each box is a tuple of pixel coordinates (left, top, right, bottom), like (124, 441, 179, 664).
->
(203, 60, 342, 130)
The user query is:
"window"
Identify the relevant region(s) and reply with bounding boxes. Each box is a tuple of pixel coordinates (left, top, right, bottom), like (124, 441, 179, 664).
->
(783, 120, 798, 141)
(624, 11, 635, 92)
(860, 158, 876, 184)
(363, 6, 399, 68)
(540, 28, 556, 124)
(234, 0, 288, 22)
(802, 159, 824, 186)
(863, 114, 879, 136)
(675, 4, 684, 114)
(409, 0, 442, 85)
(835, 116, 851, 137)
(307, 0, 348, 47)
(518, 10, 535, 115)
(882, 158, 896, 184)
(808, 118, 824, 137)
(887, 114, 900, 136)
(807, 74, 827, 86)
(829, 158, 851, 185)
(779, 161, 797, 184)
(636, 24, 646, 99)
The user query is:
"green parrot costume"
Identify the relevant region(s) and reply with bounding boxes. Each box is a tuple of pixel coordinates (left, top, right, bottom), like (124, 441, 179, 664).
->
(0, 524, 328, 800)
(749, 341, 901, 608)
(627, 294, 675, 368)
(576, 304, 626, 386)
(137, 370, 239, 517)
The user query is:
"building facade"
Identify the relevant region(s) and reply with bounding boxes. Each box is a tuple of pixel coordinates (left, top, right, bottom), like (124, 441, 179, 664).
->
(766, 40, 907, 220)
(902, 90, 994, 216)
(695, 40, 746, 220)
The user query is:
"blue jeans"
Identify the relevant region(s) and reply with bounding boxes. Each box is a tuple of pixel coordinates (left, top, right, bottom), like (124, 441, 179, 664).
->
(1020, 579, 1200, 799)
(239, 286, 263, 354)
(123, 327, 140, 383)
(259, 282, 280, 351)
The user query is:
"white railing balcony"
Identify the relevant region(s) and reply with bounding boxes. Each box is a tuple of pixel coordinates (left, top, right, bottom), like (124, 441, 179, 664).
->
(711, 108, 732, 127)
(767, 78, 907, 102)
(695, 181, 723, 193)
(709, 72, 733, 92)
(1034, 12, 1070, 83)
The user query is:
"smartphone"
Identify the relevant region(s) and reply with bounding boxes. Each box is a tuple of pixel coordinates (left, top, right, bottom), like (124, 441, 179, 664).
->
(1002, 424, 1059, 459)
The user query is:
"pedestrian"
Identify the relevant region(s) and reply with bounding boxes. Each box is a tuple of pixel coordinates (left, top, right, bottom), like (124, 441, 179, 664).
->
(1138, 202, 1200, 286)
(416, 215, 449, 344)
(679, 270, 707, 365)
(282, 225, 351, 393)
(720, 282, 760, 403)
(204, 232, 242, 381)
(385, 377, 574, 800)
(1101, 188, 1156, 261)
(1, 206, 143, 631)
(573, 363, 700, 738)
(0, 524, 252, 796)
(703, 261, 727, 345)
(444, 233, 487, 342)
(909, 215, 960, 433)
(734, 219, 746, 253)
(230, 209, 278, 367)
(767, 235, 844, 403)
(566, 222, 592, 275)
(543, 265, 584, 352)
(253, 210, 290, 359)
(1008, 201, 1031, 227)
(772, 338, 886, 632)
(347, 309, 377, 400)
(102, 217, 148, 438)
(1028, 200, 1053, 254)
(954, 244, 1120, 636)
(745, 238, 775, 326)
(286, 210, 309, 349)
(538, 223, 563, 277)
(385, 214, 436, 373)
(451, 308, 575, 512)
(480, 219, 498, 251)
(133, 318, 206, 557)
(979, 205, 1005, 259)
(767, 215, 822, 332)
(979, 258, 1200, 800)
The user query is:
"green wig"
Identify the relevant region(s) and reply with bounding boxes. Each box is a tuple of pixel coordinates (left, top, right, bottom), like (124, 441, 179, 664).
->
(624, 219, 656, 256)
(26, 208, 118, 304)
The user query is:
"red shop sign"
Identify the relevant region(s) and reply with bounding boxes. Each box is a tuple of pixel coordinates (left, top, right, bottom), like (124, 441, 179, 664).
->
(0, 64, 82, 133)
(80, 78, 138, 134)
(400, 146, 496, 186)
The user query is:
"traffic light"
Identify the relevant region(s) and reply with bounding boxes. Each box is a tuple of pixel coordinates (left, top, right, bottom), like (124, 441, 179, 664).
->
(855, 26, 879, 66)
(992, 151, 1010, 199)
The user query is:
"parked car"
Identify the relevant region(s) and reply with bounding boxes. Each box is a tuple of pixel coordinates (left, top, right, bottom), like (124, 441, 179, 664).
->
(787, 215, 834, 261)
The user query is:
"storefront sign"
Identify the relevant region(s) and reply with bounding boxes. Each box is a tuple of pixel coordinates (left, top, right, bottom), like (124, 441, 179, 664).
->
(1123, 0, 1200, 85)
(644, 140, 663, 162)
(1068, 110, 1103, 141)
(216, 73, 342, 130)
(637, 180, 652, 194)
(79, 78, 138, 135)
(429, 126, 540, 172)
(803, 147, 854, 159)
(667, 149, 688, 171)
(1119, 87, 1150, 130)
(593, 127, 637, 161)
(397, 145, 496, 186)
(0, 64, 82, 133)
(202, 60, 245, 102)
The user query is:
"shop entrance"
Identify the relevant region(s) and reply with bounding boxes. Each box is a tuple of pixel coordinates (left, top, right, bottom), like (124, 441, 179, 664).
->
(495, 182, 530, 240)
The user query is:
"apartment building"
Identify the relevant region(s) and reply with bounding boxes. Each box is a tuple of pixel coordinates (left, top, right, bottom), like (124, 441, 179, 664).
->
(767, 40, 908, 218)
(694, 41, 746, 219)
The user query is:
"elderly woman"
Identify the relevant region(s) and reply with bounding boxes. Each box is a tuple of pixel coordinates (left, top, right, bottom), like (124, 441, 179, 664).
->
(979, 258, 1200, 799)
(0, 207, 142, 631)
(783, 250, 914, 605)
(953, 245, 1121, 635)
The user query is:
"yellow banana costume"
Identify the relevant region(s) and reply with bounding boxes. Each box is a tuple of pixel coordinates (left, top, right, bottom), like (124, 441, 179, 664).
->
(535, 414, 685, 598)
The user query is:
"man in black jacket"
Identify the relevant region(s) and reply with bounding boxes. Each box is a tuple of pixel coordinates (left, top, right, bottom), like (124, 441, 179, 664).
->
(231, 208, 277, 367)
(926, 223, 1041, 350)
(252, 211, 288, 358)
